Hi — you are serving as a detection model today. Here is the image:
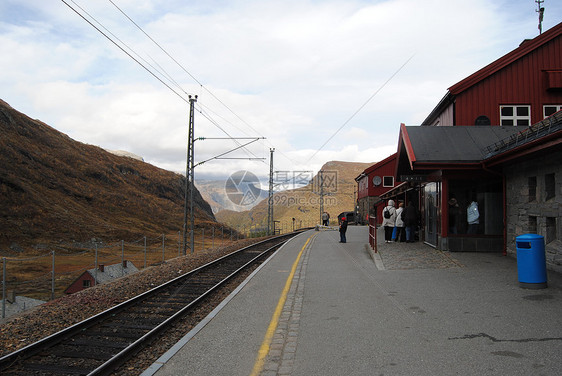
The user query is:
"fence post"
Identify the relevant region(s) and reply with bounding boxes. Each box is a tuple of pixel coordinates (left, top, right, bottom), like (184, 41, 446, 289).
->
(2, 257, 6, 319)
(51, 251, 55, 301)
(94, 243, 98, 286)
(144, 236, 147, 269)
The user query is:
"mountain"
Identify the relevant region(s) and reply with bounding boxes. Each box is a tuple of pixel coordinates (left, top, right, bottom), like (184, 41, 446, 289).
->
(216, 161, 373, 232)
(0, 99, 216, 249)
(195, 179, 268, 214)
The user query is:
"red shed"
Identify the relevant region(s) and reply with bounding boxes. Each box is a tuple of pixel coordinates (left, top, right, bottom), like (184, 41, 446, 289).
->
(423, 22, 562, 127)
(65, 260, 138, 294)
(355, 153, 397, 224)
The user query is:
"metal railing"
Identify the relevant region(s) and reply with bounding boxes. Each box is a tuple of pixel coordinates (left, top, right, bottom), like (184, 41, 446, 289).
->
(484, 111, 562, 157)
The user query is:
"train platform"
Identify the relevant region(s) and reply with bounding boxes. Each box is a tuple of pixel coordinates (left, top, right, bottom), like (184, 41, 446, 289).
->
(143, 226, 562, 376)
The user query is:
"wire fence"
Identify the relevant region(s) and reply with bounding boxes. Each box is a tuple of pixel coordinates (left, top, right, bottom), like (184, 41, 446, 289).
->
(1, 220, 315, 319)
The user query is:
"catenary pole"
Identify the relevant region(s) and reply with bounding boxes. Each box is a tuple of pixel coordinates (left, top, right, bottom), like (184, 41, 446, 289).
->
(268, 148, 275, 235)
(183, 95, 197, 254)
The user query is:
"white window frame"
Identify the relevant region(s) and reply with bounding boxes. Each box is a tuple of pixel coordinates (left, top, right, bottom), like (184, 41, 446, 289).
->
(383, 176, 394, 187)
(500, 105, 530, 126)
(543, 105, 562, 118)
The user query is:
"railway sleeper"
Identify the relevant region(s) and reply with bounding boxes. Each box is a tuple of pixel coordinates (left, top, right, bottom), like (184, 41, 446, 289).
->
(69, 337, 130, 349)
(44, 344, 116, 360)
(125, 305, 179, 315)
(99, 321, 153, 330)
(81, 329, 146, 339)
(102, 320, 162, 330)
(20, 362, 93, 375)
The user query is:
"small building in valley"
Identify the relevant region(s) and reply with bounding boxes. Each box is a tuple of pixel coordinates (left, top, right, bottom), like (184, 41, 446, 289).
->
(65, 260, 138, 294)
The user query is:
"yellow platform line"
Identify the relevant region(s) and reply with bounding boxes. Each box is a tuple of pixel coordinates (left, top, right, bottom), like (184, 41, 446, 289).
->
(250, 233, 315, 376)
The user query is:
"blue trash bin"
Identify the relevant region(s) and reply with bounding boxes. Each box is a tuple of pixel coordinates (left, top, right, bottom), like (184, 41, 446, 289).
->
(516, 234, 547, 289)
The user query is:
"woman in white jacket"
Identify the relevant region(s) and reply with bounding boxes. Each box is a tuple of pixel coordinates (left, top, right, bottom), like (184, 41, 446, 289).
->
(382, 200, 397, 243)
(394, 202, 405, 242)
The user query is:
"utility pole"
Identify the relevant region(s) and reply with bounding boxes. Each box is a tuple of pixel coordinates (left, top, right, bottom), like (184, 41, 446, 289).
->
(183, 95, 197, 255)
(268, 148, 275, 235)
(319, 170, 324, 224)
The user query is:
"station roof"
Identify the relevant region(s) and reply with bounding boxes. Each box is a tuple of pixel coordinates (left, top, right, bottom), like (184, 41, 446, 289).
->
(396, 125, 528, 175)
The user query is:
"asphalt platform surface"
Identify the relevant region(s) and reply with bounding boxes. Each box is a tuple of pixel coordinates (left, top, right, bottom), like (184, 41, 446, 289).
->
(144, 226, 562, 376)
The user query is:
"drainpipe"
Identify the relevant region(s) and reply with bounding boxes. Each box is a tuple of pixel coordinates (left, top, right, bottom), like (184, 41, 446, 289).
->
(481, 163, 507, 256)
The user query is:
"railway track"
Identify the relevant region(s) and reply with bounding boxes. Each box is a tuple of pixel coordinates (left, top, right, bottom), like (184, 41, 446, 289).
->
(0, 233, 302, 376)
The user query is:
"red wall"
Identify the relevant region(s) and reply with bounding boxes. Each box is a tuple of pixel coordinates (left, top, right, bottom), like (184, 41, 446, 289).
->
(455, 36, 562, 125)
(65, 272, 95, 294)
(358, 154, 397, 199)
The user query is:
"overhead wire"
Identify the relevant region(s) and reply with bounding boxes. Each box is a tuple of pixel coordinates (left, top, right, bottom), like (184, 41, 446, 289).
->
(196, 105, 265, 163)
(61, 0, 189, 104)
(65, 0, 268, 165)
(306, 53, 415, 163)
(106, 0, 268, 148)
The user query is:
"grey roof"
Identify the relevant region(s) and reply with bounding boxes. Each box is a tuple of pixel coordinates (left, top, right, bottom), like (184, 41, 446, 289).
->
(87, 261, 139, 284)
(406, 126, 529, 163)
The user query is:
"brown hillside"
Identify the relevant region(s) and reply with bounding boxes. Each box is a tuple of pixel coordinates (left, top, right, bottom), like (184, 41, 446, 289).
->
(216, 161, 373, 232)
(0, 99, 216, 249)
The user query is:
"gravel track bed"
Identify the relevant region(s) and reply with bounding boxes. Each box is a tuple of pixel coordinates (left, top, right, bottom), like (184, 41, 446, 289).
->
(0, 238, 266, 374)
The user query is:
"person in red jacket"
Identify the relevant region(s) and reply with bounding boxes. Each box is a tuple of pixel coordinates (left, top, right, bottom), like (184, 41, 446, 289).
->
(339, 217, 348, 243)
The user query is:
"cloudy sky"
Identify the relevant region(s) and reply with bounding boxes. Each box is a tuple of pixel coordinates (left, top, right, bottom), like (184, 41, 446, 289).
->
(1, 0, 560, 184)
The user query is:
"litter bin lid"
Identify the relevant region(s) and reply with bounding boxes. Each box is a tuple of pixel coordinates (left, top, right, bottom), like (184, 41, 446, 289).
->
(516, 233, 544, 241)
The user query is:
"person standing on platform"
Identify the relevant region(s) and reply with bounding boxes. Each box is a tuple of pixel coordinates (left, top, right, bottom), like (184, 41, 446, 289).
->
(448, 197, 460, 234)
(467, 197, 480, 234)
(382, 200, 397, 243)
(339, 217, 348, 243)
(322, 211, 330, 226)
(403, 201, 418, 243)
(395, 202, 405, 242)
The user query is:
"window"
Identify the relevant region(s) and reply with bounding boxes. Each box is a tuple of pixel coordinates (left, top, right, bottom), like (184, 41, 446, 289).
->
(448, 179, 503, 235)
(546, 217, 557, 243)
(528, 216, 537, 233)
(83, 280, 91, 288)
(545, 173, 555, 200)
(544, 105, 562, 118)
(528, 177, 537, 202)
(500, 105, 530, 126)
(474, 115, 491, 126)
(383, 176, 394, 187)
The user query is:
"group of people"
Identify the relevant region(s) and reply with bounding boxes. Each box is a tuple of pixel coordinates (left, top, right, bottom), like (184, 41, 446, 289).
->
(382, 200, 418, 243)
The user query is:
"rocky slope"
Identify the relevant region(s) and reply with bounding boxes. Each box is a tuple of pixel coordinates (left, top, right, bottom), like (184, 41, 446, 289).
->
(0, 99, 216, 249)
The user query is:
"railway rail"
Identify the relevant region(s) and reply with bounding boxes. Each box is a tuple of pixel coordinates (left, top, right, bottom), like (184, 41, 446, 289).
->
(0, 232, 302, 376)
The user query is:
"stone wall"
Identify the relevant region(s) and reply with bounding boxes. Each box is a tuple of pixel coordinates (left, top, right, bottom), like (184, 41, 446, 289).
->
(504, 150, 562, 274)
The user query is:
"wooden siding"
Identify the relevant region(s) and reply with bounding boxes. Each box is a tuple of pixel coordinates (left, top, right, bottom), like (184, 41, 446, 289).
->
(355, 154, 397, 220)
(454, 36, 562, 125)
(434, 103, 455, 126)
(64, 271, 95, 294)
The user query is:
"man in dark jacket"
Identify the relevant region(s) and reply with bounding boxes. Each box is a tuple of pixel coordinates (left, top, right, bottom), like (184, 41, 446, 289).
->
(339, 217, 348, 243)
(403, 202, 418, 243)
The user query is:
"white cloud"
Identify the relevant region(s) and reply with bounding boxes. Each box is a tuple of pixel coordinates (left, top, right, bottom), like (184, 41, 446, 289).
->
(2, 0, 560, 181)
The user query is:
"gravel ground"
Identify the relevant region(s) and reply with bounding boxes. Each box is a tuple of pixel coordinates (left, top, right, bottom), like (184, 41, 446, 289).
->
(0, 237, 264, 366)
